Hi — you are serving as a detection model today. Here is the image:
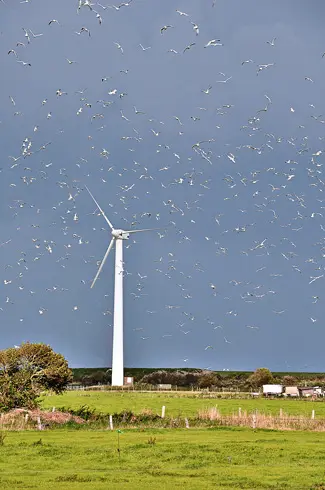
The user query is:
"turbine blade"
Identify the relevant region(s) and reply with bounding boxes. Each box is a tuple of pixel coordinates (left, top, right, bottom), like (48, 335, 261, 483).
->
(91, 238, 115, 288)
(126, 228, 160, 234)
(85, 185, 114, 230)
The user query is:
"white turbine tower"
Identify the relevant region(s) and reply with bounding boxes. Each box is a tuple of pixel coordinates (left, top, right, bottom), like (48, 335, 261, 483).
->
(86, 186, 155, 386)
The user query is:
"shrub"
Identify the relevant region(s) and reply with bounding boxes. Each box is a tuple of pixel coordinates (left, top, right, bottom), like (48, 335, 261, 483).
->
(247, 368, 274, 388)
(0, 343, 72, 411)
(282, 375, 297, 386)
(197, 372, 221, 389)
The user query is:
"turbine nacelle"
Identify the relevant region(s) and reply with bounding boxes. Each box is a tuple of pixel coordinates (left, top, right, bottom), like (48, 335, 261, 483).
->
(112, 229, 130, 240)
(85, 185, 158, 290)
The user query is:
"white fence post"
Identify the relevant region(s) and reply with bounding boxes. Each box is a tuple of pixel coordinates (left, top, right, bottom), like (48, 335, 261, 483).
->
(238, 407, 242, 418)
(37, 416, 43, 430)
(161, 406, 166, 418)
(312, 410, 315, 420)
(109, 415, 114, 430)
(185, 418, 190, 429)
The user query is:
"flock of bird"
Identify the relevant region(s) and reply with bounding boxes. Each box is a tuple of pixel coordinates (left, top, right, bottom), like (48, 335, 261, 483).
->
(1, 0, 325, 370)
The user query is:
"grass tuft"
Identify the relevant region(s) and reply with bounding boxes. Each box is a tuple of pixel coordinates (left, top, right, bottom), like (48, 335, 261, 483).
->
(0, 432, 6, 446)
(32, 438, 43, 446)
(147, 436, 156, 445)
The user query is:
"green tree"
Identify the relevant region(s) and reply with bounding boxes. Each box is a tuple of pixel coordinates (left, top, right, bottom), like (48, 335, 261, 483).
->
(248, 367, 274, 388)
(0, 343, 72, 411)
(140, 370, 196, 387)
(81, 371, 110, 386)
(282, 375, 297, 386)
(197, 371, 221, 389)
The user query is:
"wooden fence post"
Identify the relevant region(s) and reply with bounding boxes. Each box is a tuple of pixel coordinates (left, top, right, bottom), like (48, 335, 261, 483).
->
(280, 408, 283, 418)
(252, 413, 257, 429)
(37, 416, 43, 430)
(238, 407, 242, 418)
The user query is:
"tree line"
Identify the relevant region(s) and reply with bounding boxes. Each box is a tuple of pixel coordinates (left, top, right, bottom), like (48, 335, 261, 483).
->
(76, 367, 309, 390)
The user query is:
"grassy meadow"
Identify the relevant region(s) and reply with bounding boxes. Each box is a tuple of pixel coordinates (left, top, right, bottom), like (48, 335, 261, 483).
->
(1, 428, 325, 489)
(3, 392, 325, 488)
(41, 390, 325, 418)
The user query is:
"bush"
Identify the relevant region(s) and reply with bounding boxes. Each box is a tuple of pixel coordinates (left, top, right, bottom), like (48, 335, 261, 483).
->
(0, 343, 72, 411)
(62, 405, 96, 420)
(197, 372, 221, 389)
(140, 370, 197, 386)
(282, 375, 297, 386)
(81, 371, 110, 386)
(247, 368, 274, 389)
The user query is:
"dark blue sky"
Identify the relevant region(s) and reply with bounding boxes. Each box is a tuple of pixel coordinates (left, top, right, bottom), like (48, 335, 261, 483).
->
(1, 0, 325, 371)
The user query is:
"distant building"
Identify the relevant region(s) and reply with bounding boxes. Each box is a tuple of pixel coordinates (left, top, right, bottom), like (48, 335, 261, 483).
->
(264, 384, 323, 397)
(263, 384, 283, 396)
(299, 387, 315, 397)
(299, 386, 322, 397)
(157, 384, 172, 390)
(284, 386, 299, 397)
(314, 387, 324, 396)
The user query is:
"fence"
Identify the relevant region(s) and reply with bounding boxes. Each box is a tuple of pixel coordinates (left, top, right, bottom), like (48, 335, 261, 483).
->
(1, 407, 325, 431)
(197, 407, 323, 430)
(66, 384, 254, 396)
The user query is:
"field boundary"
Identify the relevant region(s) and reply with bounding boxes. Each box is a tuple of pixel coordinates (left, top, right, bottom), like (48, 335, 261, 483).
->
(2, 407, 325, 432)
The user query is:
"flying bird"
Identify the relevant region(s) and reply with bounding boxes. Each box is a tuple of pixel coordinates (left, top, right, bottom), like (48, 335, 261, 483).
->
(204, 39, 222, 48)
(191, 22, 199, 35)
(114, 42, 124, 53)
(183, 43, 195, 53)
(201, 85, 212, 95)
(266, 37, 276, 46)
(160, 25, 174, 34)
(16, 60, 31, 66)
(216, 76, 232, 83)
(29, 30, 43, 38)
(176, 9, 189, 16)
(139, 44, 151, 51)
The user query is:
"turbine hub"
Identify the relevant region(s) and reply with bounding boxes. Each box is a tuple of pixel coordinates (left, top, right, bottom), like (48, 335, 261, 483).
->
(112, 228, 129, 240)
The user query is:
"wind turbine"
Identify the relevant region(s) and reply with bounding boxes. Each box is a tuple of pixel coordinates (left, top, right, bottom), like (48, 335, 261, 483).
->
(86, 186, 155, 386)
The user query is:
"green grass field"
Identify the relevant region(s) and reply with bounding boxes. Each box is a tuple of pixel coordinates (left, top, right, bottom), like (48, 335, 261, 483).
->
(42, 390, 325, 418)
(1, 428, 325, 489)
